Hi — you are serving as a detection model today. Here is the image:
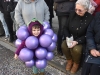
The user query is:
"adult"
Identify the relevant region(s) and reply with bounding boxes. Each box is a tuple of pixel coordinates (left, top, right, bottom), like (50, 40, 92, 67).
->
(61, 0, 93, 74)
(54, 0, 77, 55)
(44, 0, 54, 28)
(0, 0, 15, 42)
(14, 0, 50, 27)
(81, 12, 100, 75)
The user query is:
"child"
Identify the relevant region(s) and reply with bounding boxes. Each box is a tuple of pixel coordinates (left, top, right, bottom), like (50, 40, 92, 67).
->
(14, 20, 45, 75)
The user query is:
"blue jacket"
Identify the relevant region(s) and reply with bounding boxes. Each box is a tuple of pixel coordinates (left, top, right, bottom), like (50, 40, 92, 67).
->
(85, 12, 100, 64)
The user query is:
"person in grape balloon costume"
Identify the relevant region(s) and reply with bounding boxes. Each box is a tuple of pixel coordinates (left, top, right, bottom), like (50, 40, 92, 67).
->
(14, 20, 45, 75)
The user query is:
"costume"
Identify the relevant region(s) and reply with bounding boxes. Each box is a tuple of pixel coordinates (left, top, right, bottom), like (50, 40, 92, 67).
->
(15, 20, 44, 74)
(15, 20, 43, 55)
(15, 19, 57, 75)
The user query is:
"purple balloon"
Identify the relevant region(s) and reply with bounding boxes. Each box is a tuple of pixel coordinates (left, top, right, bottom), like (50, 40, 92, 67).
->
(35, 59, 47, 69)
(52, 34, 57, 42)
(44, 29, 54, 37)
(35, 47, 47, 59)
(16, 28, 29, 41)
(25, 36, 39, 49)
(47, 42, 56, 51)
(19, 25, 27, 30)
(43, 21, 50, 30)
(15, 39, 22, 48)
(25, 60, 34, 68)
(19, 48, 34, 62)
(46, 52, 54, 60)
(39, 34, 52, 47)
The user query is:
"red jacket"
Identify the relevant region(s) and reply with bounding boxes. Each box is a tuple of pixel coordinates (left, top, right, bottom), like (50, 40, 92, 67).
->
(93, 0, 100, 15)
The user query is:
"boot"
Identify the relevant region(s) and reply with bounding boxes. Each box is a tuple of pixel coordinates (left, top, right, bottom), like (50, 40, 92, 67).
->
(66, 59, 73, 71)
(33, 73, 38, 75)
(39, 72, 44, 75)
(70, 62, 79, 74)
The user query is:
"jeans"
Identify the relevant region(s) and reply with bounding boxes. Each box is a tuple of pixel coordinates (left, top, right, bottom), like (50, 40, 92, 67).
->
(4, 11, 14, 42)
(32, 66, 44, 74)
(0, 11, 9, 37)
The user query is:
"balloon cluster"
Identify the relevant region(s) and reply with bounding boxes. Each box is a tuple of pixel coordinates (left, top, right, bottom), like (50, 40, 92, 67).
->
(15, 22, 57, 69)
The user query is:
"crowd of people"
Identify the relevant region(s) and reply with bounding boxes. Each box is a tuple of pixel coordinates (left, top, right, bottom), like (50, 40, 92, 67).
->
(0, 0, 100, 75)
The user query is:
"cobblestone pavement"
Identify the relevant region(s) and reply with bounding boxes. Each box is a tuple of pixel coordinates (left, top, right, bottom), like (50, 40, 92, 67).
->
(0, 44, 67, 75)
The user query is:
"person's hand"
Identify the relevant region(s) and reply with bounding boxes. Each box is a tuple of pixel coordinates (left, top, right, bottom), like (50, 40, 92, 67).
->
(69, 41, 78, 48)
(95, 51, 100, 56)
(90, 49, 100, 57)
(14, 54, 18, 60)
(99, 52, 100, 56)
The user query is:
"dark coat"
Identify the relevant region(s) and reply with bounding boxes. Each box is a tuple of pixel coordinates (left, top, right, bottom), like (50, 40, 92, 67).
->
(54, 0, 77, 16)
(85, 12, 100, 64)
(0, 0, 15, 15)
(44, 0, 54, 18)
(64, 11, 93, 44)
